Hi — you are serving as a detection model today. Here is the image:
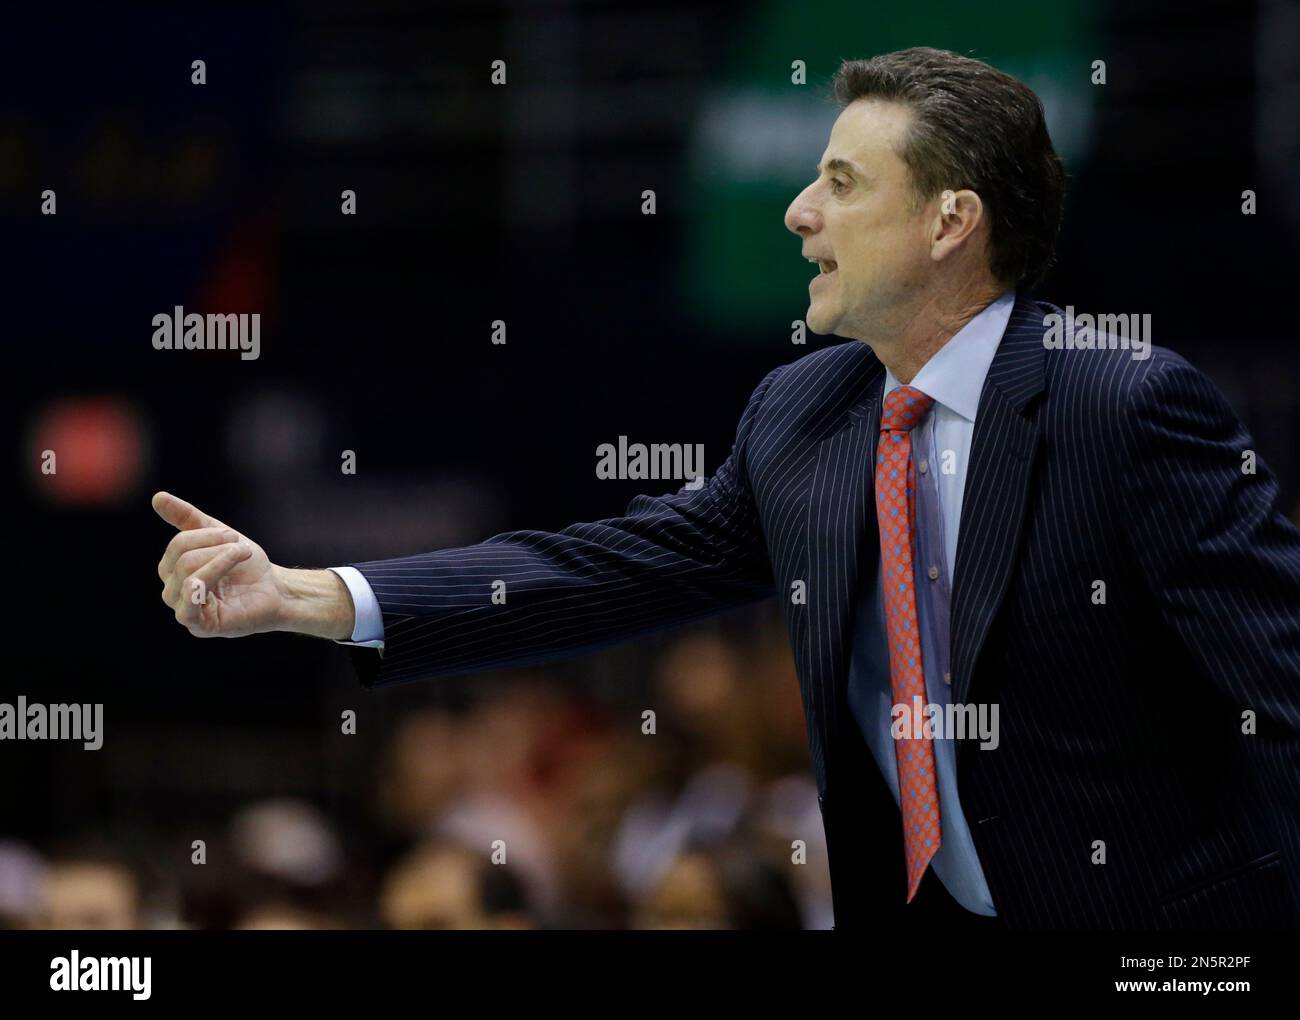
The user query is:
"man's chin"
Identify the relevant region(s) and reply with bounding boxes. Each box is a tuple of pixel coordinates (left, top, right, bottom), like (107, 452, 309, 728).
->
(806, 307, 837, 336)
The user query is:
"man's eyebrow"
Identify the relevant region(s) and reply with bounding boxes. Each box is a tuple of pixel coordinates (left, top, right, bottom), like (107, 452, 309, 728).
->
(817, 158, 861, 176)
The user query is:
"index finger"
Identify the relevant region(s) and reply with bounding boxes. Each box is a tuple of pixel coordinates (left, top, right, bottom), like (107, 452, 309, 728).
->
(151, 491, 228, 532)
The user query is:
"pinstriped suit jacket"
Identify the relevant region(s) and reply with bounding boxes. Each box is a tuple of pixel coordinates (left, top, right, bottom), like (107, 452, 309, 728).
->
(348, 291, 1300, 929)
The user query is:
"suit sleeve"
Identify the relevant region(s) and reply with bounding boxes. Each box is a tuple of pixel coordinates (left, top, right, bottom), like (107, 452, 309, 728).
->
(343, 366, 784, 688)
(1118, 353, 1300, 900)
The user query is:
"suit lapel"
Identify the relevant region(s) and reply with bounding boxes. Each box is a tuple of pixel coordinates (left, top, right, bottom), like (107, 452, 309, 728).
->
(950, 294, 1047, 733)
(802, 349, 884, 795)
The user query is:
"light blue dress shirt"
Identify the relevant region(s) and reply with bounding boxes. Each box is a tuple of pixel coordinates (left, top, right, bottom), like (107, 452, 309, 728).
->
(332, 292, 1015, 914)
(847, 289, 1014, 915)
(329, 565, 385, 648)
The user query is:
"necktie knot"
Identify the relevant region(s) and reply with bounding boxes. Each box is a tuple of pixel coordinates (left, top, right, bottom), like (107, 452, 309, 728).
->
(881, 385, 934, 433)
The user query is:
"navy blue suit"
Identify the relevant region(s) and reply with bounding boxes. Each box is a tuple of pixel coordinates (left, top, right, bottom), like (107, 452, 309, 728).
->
(347, 292, 1300, 928)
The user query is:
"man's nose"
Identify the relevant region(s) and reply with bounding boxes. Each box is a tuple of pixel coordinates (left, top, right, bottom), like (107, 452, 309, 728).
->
(784, 185, 821, 237)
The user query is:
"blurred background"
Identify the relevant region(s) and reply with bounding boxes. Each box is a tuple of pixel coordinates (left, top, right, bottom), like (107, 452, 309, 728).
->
(2, 0, 1297, 929)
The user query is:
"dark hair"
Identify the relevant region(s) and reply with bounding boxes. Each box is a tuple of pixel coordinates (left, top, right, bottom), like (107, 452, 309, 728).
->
(831, 47, 1065, 289)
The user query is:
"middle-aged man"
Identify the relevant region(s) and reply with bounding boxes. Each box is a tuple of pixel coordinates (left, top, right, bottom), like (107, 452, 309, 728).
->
(154, 48, 1300, 930)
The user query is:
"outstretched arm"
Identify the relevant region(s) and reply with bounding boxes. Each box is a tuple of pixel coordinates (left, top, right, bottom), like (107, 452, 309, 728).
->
(154, 366, 785, 685)
(343, 367, 784, 686)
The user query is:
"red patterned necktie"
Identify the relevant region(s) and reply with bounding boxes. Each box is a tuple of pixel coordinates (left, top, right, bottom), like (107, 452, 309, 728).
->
(875, 383, 941, 902)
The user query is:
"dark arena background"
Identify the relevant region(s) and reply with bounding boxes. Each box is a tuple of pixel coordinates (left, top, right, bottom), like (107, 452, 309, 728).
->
(1, 0, 1298, 1004)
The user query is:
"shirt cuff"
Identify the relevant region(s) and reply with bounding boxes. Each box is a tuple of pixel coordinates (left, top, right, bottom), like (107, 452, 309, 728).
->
(327, 566, 385, 648)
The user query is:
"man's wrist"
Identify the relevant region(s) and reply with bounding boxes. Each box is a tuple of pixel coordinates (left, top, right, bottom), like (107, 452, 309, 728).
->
(272, 566, 356, 640)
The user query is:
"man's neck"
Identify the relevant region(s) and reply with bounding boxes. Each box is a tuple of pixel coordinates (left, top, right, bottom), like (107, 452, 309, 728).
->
(864, 280, 1008, 384)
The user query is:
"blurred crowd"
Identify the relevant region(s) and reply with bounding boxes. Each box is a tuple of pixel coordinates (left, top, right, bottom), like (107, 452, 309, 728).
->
(0, 609, 832, 930)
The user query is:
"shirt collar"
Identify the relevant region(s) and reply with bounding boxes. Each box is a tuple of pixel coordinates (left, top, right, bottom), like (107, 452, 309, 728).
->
(882, 289, 1016, 423)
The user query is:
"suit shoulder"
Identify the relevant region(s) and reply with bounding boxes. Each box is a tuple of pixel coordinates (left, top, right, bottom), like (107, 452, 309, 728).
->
(758, 339, 877, 417)
(739, 340, 880, 446)
(1039, 314, 1199, 409)
(776, 337, 875, 378)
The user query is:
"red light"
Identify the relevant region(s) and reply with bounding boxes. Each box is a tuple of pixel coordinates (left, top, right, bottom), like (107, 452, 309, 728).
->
(30, 398, 148, 505)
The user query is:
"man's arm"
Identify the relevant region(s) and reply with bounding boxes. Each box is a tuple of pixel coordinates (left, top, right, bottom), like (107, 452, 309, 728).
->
(155, 365, 785, 681)
(1118, 353, 1300, 898)
(340, 366, 784, 687)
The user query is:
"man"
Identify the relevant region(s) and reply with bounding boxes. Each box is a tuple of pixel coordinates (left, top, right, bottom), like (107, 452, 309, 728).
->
(154, 48, 1300, 929)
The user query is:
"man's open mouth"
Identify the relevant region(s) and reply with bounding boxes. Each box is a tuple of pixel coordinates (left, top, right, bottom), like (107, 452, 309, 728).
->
(807, 256, 838, 275)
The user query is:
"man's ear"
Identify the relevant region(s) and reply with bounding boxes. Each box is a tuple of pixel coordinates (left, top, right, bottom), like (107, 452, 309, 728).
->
(930, 188, 984, 264)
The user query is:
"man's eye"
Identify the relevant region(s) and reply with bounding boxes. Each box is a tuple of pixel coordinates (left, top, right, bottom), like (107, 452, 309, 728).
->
(830, 178, 848, 195)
